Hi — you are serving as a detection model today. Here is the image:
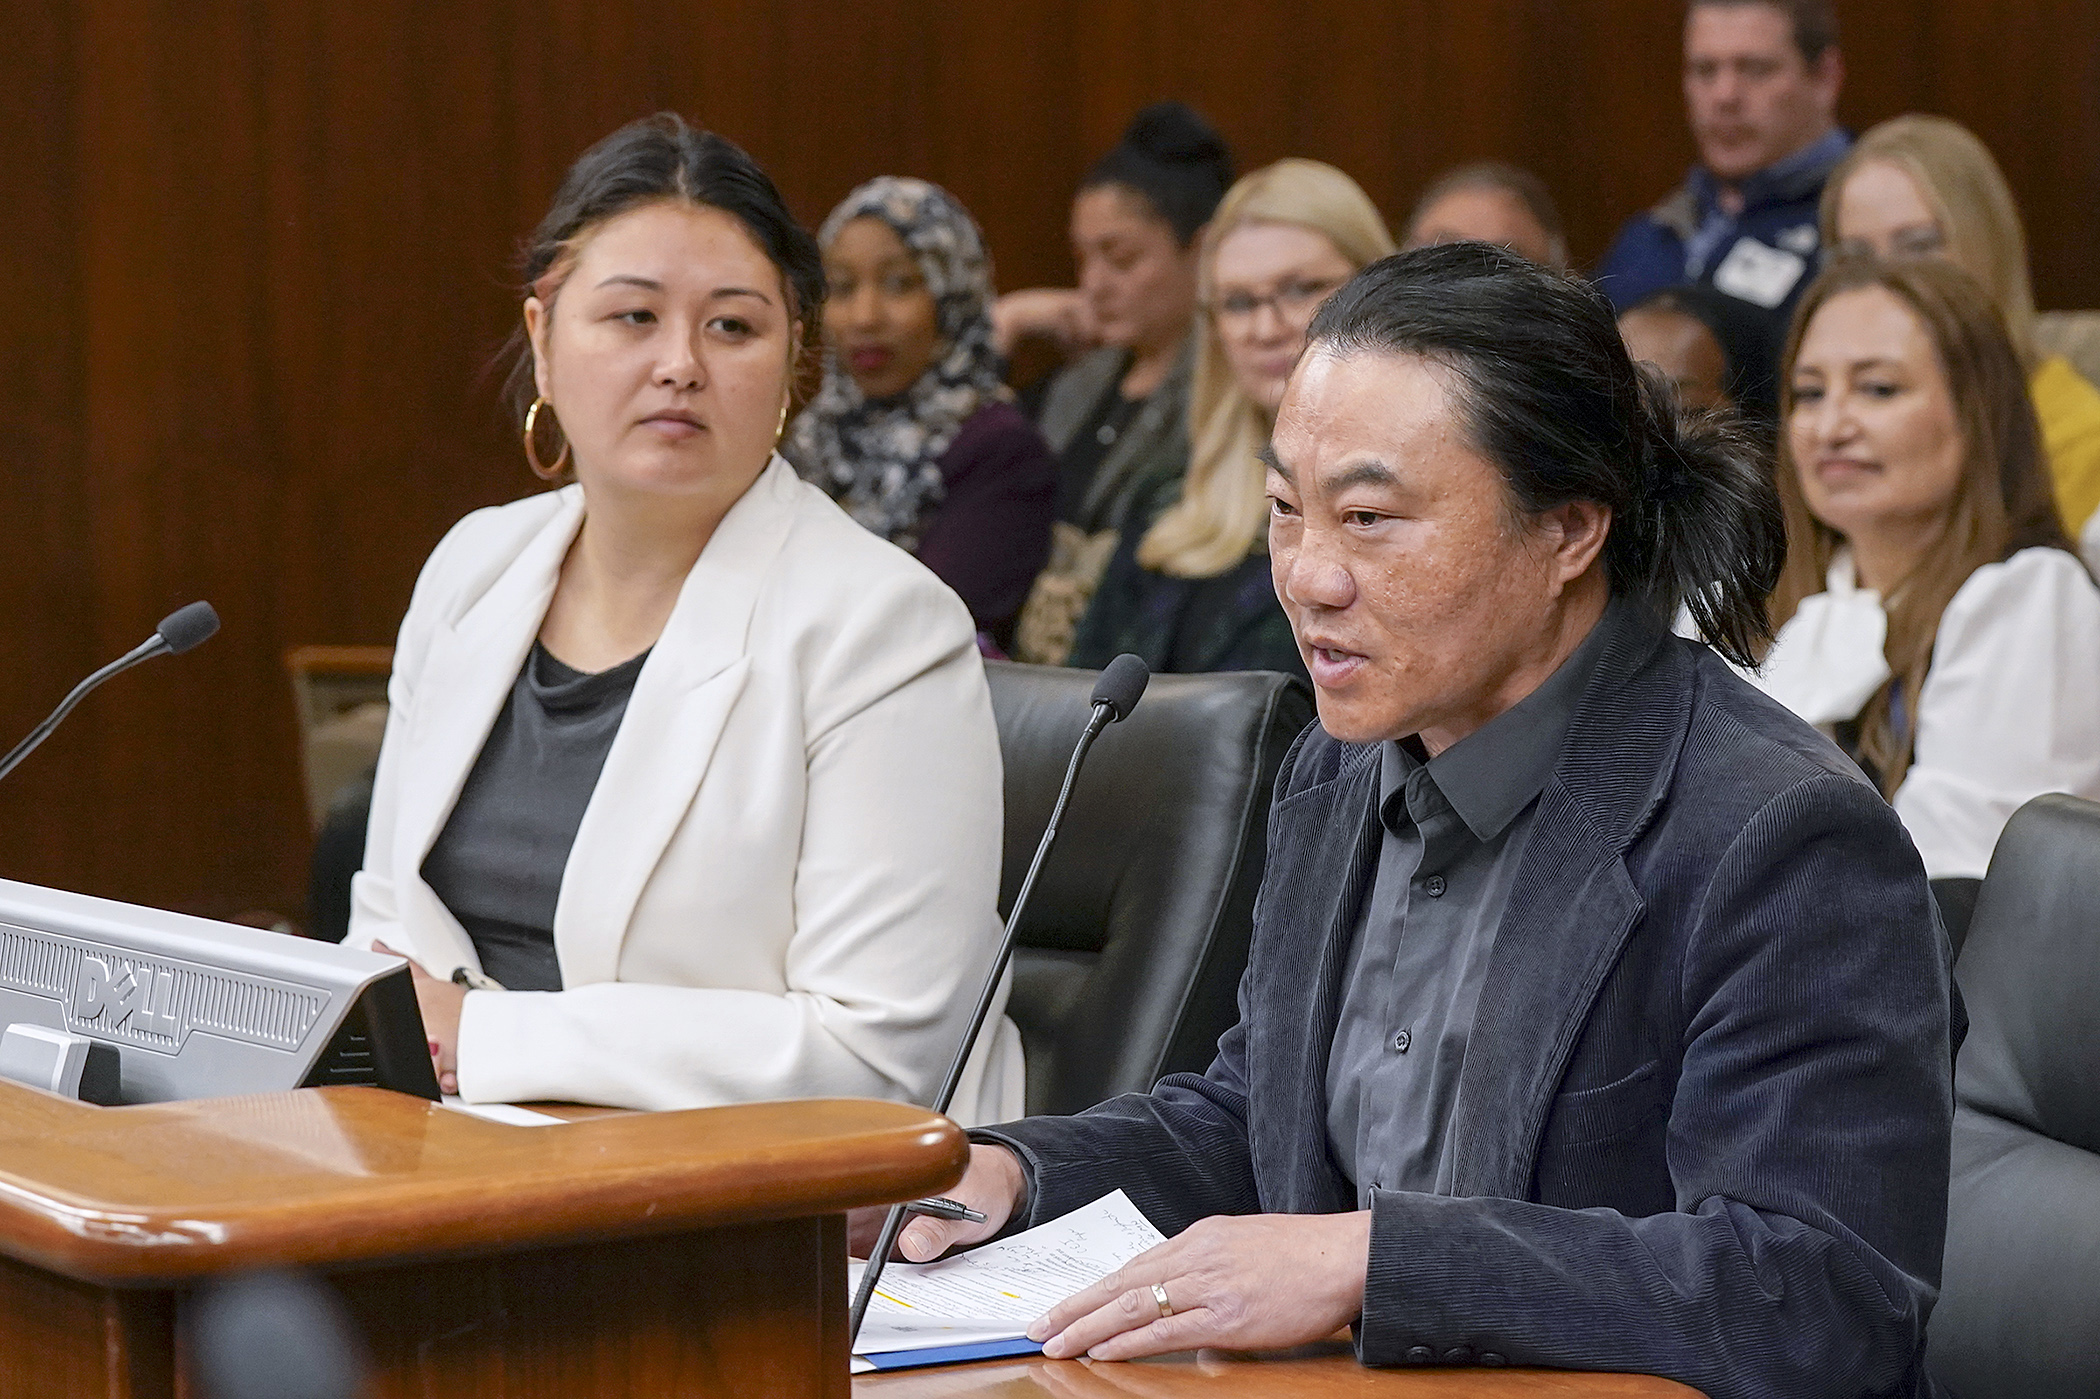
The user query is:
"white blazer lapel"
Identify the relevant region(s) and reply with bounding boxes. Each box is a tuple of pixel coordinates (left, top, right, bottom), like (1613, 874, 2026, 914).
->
(553, 459, 803, 987)
(391, 490, 585, 969)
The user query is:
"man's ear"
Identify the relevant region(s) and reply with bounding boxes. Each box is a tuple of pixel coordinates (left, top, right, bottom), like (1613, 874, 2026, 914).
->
(1544, 498, 1613, 588)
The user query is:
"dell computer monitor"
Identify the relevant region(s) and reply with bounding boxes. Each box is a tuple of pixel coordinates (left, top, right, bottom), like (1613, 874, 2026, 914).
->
(0, 877, 437, 1103)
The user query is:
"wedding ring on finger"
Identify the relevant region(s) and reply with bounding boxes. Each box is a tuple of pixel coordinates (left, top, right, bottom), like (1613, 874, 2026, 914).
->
(1151, 1282, 1174, 1319)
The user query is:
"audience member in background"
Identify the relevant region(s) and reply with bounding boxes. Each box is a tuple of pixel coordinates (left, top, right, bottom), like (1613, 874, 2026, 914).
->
(1070, 160, 1393, 680)
(1618, 282, 1780, 419)
(1823, 113, 2100, 563)
(889, 246, 1954, 1399)
(1757, 257, 2100, 880)
(1401, 162, 1566, 267)
(997, 102, 1234, 665)
(784, 178, 1055, 654)
(1597, 0, 1845, 345)
(348, 116, 1022, 1121)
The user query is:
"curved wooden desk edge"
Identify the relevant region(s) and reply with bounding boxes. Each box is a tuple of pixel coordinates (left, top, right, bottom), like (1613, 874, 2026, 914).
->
(0, 1083, 963, 1284)
(855, 1342, 1708, 1396)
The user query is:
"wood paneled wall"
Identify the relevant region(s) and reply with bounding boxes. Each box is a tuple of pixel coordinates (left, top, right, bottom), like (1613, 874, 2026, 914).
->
(2, 0, 2095, 918)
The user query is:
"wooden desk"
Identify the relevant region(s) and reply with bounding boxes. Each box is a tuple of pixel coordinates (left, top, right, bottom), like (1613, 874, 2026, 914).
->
(0, 1082, 965, 1397)
(854, 1340, 1703, 1397)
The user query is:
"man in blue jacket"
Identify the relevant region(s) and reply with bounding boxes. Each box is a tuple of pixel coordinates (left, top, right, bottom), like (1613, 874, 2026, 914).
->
(1597, 0, 1847, 338)
(894, 247, 1956, 1398)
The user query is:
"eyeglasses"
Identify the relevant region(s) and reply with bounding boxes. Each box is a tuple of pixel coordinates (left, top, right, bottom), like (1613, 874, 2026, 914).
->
(1839, 227, 1946, 260)
(1208, 277, 1345, 327)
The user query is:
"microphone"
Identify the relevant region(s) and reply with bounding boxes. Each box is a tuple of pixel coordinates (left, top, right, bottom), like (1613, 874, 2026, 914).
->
(156, 600, 222, 655)
(1089, 651, 1149, 723)
(848, 652, 1151, 1345)
(0, 601, 221, 786)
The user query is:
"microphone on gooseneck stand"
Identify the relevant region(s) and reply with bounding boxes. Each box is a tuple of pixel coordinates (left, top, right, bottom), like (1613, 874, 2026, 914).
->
(848, 653, 1152, 1347)
(0, 602, 221, 786)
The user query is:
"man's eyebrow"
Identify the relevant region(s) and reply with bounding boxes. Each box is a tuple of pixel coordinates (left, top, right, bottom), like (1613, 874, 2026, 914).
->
(1328, 460, 1400, 493)
(1258, 445, 1291, 482)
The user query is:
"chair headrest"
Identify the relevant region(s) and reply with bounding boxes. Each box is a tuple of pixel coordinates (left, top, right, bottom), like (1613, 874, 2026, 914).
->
(1955, 793, 2100, 1154)
(983, 662, 1311, 951)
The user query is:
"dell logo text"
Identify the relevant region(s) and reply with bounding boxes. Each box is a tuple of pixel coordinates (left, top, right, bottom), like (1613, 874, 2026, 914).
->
(72, 957, 180, 1038)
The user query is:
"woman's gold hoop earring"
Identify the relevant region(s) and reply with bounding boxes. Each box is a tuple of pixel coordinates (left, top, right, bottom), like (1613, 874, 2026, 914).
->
(522, 396, 571, 481)
(774, 394, 791, 445)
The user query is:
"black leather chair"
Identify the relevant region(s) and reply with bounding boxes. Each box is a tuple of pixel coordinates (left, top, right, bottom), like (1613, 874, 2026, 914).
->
(1928, 794, 2100, 1396)
(984, 662, 1313, 1116)
(306, 768, 375, 943)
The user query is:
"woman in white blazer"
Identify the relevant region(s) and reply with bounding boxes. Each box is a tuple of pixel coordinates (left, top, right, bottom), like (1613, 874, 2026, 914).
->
(347, 114, 1023, 1123)
(1756, 256, 2100, 879)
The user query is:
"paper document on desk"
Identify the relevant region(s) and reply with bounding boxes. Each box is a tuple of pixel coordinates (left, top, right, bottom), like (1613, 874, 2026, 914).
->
(849, 1189, 1166, 1372)
(437, 1096, 565, 1127)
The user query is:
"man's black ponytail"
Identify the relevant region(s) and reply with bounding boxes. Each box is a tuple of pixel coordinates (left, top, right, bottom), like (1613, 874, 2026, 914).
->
(1627, 367, 1787, 665)
(1308, 244, 1787, 665)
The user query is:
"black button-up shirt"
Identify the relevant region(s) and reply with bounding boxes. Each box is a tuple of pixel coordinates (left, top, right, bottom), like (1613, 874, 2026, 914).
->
(1324, 603, 1622, 1202)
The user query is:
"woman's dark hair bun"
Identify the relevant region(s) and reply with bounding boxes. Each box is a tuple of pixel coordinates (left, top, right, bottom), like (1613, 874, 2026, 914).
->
(1081, 101, 1234, 245)
(1121, 101, 1231, 165)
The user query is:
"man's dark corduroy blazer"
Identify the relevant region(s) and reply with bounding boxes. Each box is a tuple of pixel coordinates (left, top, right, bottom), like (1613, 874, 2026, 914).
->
(981, 608, 1958, 1399)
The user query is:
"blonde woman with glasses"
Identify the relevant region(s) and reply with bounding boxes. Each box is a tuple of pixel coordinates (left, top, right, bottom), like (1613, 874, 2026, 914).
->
(1824, 114, 2100, 566)
(1067, 159, 1395, 677)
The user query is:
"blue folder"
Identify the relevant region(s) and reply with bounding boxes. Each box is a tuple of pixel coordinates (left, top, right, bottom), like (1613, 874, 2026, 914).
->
(855, 1335, 1047, 1371)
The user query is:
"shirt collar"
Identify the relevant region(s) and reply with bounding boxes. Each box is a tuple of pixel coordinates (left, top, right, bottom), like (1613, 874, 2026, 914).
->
(1690, 127, 1853, 217)
(1380, 599, 1629, 842)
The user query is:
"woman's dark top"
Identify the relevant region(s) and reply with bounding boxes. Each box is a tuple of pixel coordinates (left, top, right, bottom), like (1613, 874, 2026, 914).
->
(420, 642, 648, 992)
(1033, 343, 1195, 537)
(1830, 679, 1909, 795)
(1055, 389, 1148, 525)
(1068, 521, 1308, 681)
(915, 400, 1058, 651)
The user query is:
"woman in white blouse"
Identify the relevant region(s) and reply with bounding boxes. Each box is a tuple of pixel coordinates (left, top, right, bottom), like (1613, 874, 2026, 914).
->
(1759, 255, 2100, 878)
(346, 114, 1022, 1121)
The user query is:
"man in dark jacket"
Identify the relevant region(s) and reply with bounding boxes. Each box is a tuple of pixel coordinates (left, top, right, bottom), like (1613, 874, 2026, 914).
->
(896, 247, 1956, 1399)
(1596, 0, 1847, 341)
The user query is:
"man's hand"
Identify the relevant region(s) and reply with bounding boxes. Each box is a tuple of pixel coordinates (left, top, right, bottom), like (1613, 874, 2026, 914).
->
(1027, 1211, 1370, 1361)
(847, 1143, 1028, 1261)
(372, 941, 465, 1095)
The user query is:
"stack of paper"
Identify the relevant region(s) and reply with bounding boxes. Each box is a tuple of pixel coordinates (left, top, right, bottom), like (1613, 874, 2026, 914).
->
(849, 1190, 1166, 1372)
(437, 1095, 566, 1127)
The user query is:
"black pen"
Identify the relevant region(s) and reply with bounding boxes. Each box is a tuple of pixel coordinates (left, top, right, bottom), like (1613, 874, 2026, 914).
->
(903, 1196, 986, 1224)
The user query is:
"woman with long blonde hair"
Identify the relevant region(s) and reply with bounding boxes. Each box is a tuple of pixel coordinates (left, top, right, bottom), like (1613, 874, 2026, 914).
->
(1755, 255, 2100, 878)
(1068, 159, 1394, 676)
(1823, 114, 2100, 561)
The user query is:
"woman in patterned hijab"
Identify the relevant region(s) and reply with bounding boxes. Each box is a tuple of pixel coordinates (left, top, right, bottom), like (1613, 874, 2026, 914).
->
(787, 178, 1055, 645)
